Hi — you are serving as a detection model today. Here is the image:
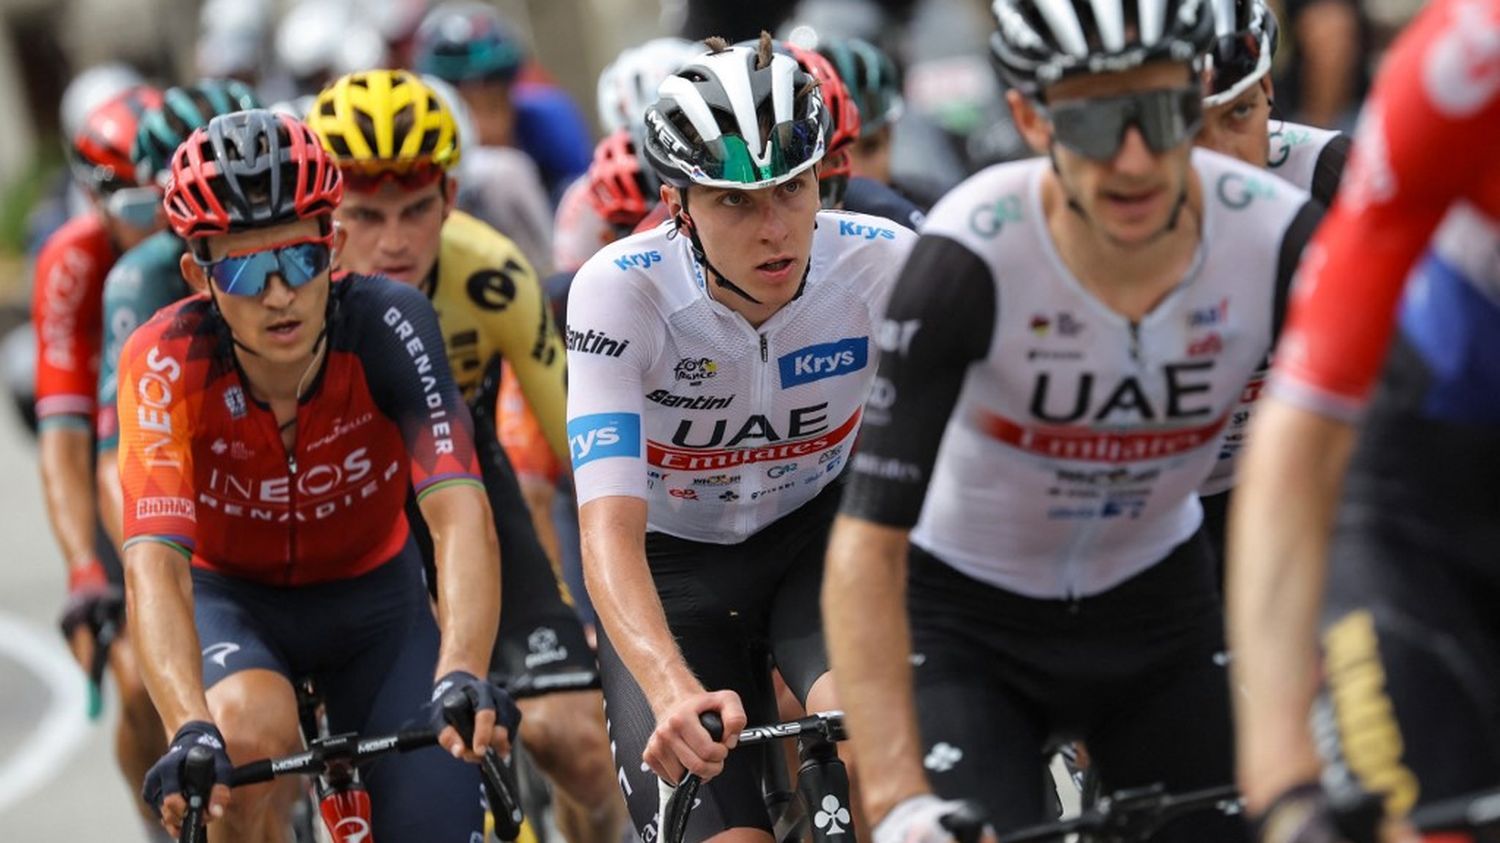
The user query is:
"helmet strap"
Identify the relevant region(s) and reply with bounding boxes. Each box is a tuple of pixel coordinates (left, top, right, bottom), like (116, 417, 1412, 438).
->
(678, 191, 762, 304)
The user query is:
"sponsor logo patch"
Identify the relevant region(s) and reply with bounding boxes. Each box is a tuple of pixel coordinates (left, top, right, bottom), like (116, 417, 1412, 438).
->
(778, 338, 868, 387)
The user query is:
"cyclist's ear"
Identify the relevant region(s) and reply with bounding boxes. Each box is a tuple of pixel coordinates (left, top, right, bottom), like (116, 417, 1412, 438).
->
(441, 175, 459, 220)
(180, 251, 209, 295)
(331, 220, 348, 267)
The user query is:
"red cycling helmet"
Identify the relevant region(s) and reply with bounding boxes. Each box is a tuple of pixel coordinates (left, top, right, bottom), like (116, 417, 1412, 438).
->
(586, 129, 661, 231)
(785, 43, 860, 207)
(69, 85, 163, 194)
(165, 110, 344, 243)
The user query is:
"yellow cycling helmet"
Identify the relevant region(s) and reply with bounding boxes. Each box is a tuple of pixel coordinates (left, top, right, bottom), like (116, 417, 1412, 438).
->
(307, 69, 461, 176)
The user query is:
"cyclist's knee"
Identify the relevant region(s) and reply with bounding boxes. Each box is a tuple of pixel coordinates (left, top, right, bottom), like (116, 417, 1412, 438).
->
(208, 670, 300, 808)
(518, 692, 615, 796)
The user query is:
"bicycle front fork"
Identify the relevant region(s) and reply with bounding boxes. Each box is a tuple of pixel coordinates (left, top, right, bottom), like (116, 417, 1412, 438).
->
(797, 733, 855, 842)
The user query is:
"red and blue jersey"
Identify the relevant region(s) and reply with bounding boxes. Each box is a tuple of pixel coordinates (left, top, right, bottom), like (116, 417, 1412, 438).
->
(117, 272, 482, 585)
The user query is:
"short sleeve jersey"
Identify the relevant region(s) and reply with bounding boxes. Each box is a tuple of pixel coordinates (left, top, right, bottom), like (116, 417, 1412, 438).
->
(32, 213, 118, 429)
(841, 151, 1322, 598)
(96, 230, 189, 452)
(423, 210, 569, 464)
(566, 211, 916, 543)
(116, 273, 482, 585)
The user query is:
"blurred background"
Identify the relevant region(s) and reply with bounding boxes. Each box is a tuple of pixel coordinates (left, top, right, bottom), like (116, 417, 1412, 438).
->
(0, 0, 1430, 838)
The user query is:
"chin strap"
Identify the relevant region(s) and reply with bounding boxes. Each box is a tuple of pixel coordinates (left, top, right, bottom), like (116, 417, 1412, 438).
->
(675, 193, 813, 306)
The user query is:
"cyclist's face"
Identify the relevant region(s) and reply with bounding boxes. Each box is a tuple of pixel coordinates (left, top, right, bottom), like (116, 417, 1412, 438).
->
(1015, 62, 1199, 249)
(183, 218, 341, 366)
(458, 79, 514, 147)
(1196, 77, 1273, 168)
(667, 170, 820, 316)
(334, 178, 453, 286)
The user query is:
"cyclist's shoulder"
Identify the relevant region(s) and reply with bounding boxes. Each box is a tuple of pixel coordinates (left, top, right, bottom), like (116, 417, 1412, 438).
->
(812, 209, 916, 283)
(571, 226, 680, 308)
(107, 232, 186, 288)
(120, 293, 214, 362)
(36, 212, 112, 270)
(439, 210, 533, 279)
(844, 177, 927, 230)
(1194, 147, 1314, 226)
(920, 157, 1046, 249)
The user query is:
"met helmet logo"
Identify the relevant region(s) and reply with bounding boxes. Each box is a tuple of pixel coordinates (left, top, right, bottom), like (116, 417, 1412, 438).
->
(779, 338, 869, 387)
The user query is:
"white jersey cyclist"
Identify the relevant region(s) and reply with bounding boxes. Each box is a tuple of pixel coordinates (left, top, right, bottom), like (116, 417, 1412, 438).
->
(842, 149, 1322, 598)
(566, 211, 914, 543)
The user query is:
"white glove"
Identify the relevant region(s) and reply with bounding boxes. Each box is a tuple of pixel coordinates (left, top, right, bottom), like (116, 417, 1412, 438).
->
(874, 794, 983, 843)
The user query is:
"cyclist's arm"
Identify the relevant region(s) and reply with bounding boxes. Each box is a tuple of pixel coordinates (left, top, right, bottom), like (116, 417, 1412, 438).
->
(1228, 0, 1500, 810)
(366, 280, 497, 678)
(476, 246, 570, 466)
(825, 236, 996, 822)
(32, 236, 102, 576)
(116, 332, 210, 731)
(566, 266, 689, 706)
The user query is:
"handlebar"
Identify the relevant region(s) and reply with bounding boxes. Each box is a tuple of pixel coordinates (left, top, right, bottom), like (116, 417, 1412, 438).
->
(178, 746, 217, 843)
(84, 595, 123, 720)
(661, 711, 847, 843)
(442, 690, 525, 840)
(995, 784, 1241, 843)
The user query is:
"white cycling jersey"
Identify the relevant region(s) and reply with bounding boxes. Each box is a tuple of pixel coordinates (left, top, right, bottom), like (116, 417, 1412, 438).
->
(566, 211, 915, 543)
(841, 150, 1323, 598)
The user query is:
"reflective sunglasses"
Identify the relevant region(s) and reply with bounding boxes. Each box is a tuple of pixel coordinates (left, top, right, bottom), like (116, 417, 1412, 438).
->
(104, 186, 164, 231)
(1041, 87, 1204, 162)
(194, 236, 333, 297)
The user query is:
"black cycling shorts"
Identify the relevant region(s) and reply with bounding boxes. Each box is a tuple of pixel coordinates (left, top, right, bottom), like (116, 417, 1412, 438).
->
(907, 532, 1248, 842)
(409, 409, 595, 682)
(190, 544, 485, 842)
(599, 479, 841, 843)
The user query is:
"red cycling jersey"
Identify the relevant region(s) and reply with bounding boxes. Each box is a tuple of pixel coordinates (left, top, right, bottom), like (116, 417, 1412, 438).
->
(117, 273, 483, 586)
(32, 213, 117, 427)
(1272, 0, 1500, 420)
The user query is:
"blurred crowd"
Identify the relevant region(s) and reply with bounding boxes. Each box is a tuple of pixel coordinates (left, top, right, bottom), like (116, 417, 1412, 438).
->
(0, 0, 1431, 265)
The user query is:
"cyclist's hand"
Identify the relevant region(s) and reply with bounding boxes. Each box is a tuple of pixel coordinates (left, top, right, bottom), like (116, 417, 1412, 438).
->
(57, 559, 118, 668)
(874, 795, 996, 843)
(1254, 783, 1385, 843)
(644, 689, 747, 785)
(143, 721, 233, 837)
(428, 670, 520, 762)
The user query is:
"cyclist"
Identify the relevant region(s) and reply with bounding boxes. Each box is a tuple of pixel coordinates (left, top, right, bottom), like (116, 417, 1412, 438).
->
(1227, 0, 1500, 839)
(597, 37, 702, 136)
(306, 69, 624, 843)
(123, 109, 513, 841)
(96, 80, 263, 550)
(1193, 0, 1351, 562)
(33, 83, 167, 838)
(821, 0, 1326, 839)
(567, 36, 915, 841)
(412, 1, 593, 203)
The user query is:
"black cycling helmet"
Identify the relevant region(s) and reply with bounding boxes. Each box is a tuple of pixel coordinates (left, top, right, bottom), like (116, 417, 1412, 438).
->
(134, 79, 261, 185)
(989, 0, 1216, 96)
(1204, 0, 1279, 107)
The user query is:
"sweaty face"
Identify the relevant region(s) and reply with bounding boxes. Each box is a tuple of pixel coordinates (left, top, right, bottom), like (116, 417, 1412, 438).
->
(679, 169, 821, 315)
(191, 217, 334, 367)
(1040, 62, 1200, 249)
(1196, 78, 1273, 168)
(334, 179, 451, 287)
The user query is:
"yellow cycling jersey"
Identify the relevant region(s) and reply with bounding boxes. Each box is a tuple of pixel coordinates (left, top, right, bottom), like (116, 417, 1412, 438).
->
(419, 210, 568, 465)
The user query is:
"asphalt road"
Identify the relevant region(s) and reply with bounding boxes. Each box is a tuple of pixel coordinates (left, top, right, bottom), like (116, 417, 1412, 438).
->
(0, 396, 154, 842)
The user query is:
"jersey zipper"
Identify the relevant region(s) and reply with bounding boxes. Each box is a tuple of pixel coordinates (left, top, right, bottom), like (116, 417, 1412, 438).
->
(745, 331, 773, 536)
(283, 418, 299, 585)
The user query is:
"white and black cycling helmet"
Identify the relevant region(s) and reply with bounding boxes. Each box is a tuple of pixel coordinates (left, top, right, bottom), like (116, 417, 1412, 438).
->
(1203, 0, 1278, 107)
(642, 43, 829, 191)
(989, 0, 1217, 96)
(597, 37, 702, 136)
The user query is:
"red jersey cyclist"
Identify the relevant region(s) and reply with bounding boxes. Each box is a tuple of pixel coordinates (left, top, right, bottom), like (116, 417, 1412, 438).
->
(121, 109, 515, 841)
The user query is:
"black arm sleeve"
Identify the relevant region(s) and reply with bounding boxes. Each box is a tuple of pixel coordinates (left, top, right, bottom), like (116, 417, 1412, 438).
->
(840, 235, 997, 528)
(1310, 133, 1352, 207)
(1272, 199, 1327, 341)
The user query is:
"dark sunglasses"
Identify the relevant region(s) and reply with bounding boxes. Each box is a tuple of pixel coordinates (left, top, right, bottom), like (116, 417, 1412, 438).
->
(342, 159, 446, 193)
(1041, 86, 1204, 162)
(194, 236, 332, 297)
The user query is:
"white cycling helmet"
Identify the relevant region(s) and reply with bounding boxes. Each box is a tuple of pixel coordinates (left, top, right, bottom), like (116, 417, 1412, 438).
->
(196, 0, 272, 79)
(1203, 0, 1279, 107)
(275, 0, 387, 89)
(641, 44, 828, 190)
(989, 0, 1217, 96)
(596, 37, 701, 136)
(60, 62, 145, 142)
